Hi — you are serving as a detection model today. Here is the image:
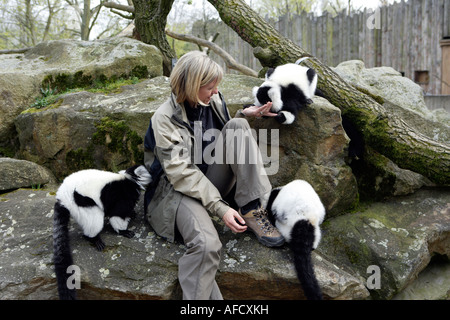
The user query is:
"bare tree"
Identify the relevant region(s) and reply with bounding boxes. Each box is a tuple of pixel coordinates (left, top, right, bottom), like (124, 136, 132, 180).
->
(64, 0, 104, 40)
(0, 0, 68, 48)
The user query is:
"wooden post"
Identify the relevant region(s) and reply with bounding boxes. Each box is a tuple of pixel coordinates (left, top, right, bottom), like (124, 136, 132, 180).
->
(440, 38, 450, 94)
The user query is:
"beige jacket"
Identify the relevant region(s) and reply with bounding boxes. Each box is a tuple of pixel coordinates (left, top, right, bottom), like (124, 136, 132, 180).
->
(145, 92, 236, 242)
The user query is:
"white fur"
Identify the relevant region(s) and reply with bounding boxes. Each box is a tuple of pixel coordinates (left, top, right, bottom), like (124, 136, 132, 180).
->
(267, 83, 283, 111)
(267, 64, 317, 99)
(252, 86, 261, 106)
(71, 206, 105, 238)
(271, 180, 325, 248)
(130, 165, 152, 190)
(295, 57, 310, 65)
(56, 169, 127, 236)
(279, 111, 296, 124)
(253, 81, 284, 111)
(109, 216, 131, 233)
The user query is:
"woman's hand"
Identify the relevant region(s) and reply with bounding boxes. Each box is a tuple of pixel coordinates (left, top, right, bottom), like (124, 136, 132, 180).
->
(241, 102, 278, 118)
(222, 208, 247, 233)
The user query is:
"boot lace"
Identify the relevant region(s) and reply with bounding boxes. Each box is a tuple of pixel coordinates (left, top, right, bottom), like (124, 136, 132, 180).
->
(253, 208, 276, 234)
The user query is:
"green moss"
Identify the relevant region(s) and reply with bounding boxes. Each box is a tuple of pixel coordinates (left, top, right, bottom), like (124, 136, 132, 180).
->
(355, 86, 385, 105)
(93, 117, 128, 153)
(92, 117, 143, 163)
(0, 145, 16, 158)
(27, 74, 143, 112)
(25, 96, 64, 113)
(40, 66, 148, 95)
(128, 130, 144, 163)
(130, 65, 149, 79)
(365, 117, 444, 184)
(73, 71, 92, 88)
(66, 146, 95, 172)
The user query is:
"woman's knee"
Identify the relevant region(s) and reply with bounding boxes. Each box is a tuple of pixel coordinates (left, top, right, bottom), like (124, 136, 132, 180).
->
(194, 231, 222, 259)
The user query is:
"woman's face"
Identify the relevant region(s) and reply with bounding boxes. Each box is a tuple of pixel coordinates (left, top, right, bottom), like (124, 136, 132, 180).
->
(198, 78, 219, 105)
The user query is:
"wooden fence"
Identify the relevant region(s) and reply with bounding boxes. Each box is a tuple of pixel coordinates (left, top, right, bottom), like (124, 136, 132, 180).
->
(210, 0, 450, 95)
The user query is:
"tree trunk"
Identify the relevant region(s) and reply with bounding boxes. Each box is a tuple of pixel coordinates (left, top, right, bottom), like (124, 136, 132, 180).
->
(80, 0, 92, 40)
(133, 0, 176, 76)
(25, 0, 36, 46)
(207, 0, 449, 185)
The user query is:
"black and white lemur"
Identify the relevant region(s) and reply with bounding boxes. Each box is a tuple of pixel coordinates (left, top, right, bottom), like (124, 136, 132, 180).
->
(251, 57, 324, 124)
(53, 165, 152, 300)
(266, 179, 326, 300)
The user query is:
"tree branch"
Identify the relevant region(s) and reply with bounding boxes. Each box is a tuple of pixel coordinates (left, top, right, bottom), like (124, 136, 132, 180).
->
(103, 1, 135, 13)
(110, 9, 134, 19)
(166, 29, 258, 77)
(0, 47, 32, 54)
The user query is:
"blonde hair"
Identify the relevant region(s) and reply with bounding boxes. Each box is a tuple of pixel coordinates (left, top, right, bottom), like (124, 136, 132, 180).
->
(170, 51, 223, 105)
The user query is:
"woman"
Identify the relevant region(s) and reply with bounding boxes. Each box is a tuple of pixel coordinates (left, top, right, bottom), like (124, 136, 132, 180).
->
(144, 51, 284, 300)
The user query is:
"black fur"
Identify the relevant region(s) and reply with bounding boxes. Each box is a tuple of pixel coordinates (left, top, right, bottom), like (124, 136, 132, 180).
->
(266, 187, 323, 300)
(253, 83, 312, 124)
(100, 178, 140, 220)
(341, 115, 365, 161)
(255, 86, 271, 107)
(253, 62, 323, 124)
(53, 201, 76, 300)
(277, 83, 312, 123)
(290, 220, 323, 300)
(306, 68, 316, 84)
(266, 187, 280, 226)
(314, 88, 326, 99)
(53, 165, 150, 300)
(73, 190, 97, 207)
(266, 67, 275, 78)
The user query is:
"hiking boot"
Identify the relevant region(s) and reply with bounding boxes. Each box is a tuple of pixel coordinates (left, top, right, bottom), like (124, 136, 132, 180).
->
(239, 206, 285, 247)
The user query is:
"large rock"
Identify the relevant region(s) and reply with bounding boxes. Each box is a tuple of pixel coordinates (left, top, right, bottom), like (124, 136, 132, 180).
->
(0, 157, 56, 191)
(332, 60, 449, 199)
(0, 37, 163, 146)
(0, 187, 368, 300)
(332, 60, 450, 139)
(317, 188, 450, 299)
(1, 186, 447, 300)
(15, 77, 172, 179)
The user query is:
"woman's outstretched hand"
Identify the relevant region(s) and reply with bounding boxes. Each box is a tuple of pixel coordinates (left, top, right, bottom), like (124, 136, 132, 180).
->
(241, 102, 278, 118)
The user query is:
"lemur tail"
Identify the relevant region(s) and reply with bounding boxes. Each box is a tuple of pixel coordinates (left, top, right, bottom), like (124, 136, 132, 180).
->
(290, 220, 323, 300)
(295, 56, 310, 65)
(53, 201, 76, 300)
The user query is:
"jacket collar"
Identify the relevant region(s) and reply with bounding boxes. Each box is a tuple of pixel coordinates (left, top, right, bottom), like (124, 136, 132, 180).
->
(169, 92, 229, 131)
